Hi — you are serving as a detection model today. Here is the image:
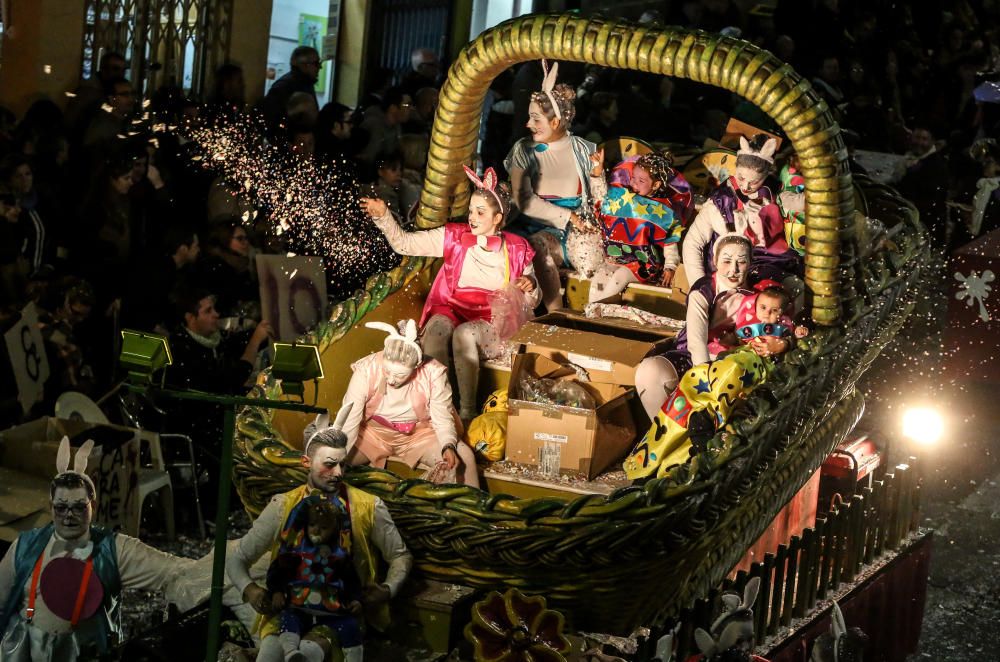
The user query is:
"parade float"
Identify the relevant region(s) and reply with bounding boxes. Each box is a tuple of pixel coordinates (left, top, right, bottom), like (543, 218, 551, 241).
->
(229, 14, 928, 650)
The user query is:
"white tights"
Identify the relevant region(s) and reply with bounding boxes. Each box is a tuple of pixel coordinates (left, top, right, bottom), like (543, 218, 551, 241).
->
(421, 315, 506, 420)
(634, 356, 680, 420)
(528, 231, 565, 311)
(587, 263, 638, 303)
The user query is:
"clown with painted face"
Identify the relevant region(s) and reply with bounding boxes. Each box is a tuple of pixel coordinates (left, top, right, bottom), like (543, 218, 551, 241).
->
(362, 168, 539, 423)
(0, 438, 205, 660)
(304, 320, 479, 488)
(682, 135, 803, 294)
(504, 60, 604, 311)
(634, 235, 757, 419)
(228, 405, 413, 662)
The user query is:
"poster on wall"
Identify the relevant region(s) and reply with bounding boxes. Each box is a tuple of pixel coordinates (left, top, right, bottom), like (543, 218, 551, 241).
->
(299, 13, 329, 94)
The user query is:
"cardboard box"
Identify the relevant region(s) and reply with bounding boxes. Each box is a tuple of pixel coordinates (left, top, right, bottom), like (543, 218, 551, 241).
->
(511, 312, 674, 386)
(0, 417, 146, 539)
(391, 579, 476, 654)
(506, 353, 636, 478)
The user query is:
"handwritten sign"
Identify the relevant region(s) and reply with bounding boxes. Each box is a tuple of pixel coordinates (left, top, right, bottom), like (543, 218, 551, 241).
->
(257, 255, 328, 341)
(86, 434, 140, 534)
(4, 302, 50, 414)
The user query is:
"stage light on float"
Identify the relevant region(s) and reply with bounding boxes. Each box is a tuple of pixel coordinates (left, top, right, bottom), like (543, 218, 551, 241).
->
(271, 342, 324, 401)
(901, 406, 944, 445)
(119, 330, 173, 386)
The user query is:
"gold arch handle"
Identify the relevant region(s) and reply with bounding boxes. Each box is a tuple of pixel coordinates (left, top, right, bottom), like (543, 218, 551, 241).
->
(418, 15, 853, 325)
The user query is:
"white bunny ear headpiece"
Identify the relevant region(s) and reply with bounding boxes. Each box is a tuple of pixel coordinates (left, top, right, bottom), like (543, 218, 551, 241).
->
(304, 402, 353, 456)
(540, 59, 562, 120)
(365, 319, 422, 365)
(737, 135, 778, 164)
(54, 436, 97, 498)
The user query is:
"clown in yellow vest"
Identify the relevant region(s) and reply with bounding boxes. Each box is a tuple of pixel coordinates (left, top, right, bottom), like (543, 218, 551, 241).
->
(225, 404, 412, 662)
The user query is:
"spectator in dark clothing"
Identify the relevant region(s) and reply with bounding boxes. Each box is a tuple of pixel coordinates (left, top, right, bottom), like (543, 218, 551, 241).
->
(400, 48, 442, 98)
(898, 125, 950, 246)
(1, 155, 49, 273)
(65, 51, 127, 138)
(262, 46, 320, 132)
(81, 77, 135, 153)
(316, 102, 360, 162)
(357, 87, 412, 171)
(77, 155, 136, 305)
(0, 193, 27, 306)
(196, 221, 257, 318)
(402, 87, 438, 136)
(166, 287, 272, 516)
(204, 63, 246, 123)
(123, 226, 200, 333)
(358, 66, 394, 113)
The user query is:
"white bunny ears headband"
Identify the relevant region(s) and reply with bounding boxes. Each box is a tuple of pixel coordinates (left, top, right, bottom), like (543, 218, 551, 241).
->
(54, 436, 96, 498)
(365, 319, 422, 364)
(304, 402, 354, 456)
(738, 135, 779, 164)
(540, 59, 562, 120)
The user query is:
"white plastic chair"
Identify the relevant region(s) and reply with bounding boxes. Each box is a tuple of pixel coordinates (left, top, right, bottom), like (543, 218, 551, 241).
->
(55, 392, 110, 424)
(134, 433, 176, 540)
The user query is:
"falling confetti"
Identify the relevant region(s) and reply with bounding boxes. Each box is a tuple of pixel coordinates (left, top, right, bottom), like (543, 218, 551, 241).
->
(184, 114, 400, 301)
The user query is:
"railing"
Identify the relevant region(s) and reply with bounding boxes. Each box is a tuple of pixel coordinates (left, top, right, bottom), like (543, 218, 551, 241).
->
(670, 460, 921, 655)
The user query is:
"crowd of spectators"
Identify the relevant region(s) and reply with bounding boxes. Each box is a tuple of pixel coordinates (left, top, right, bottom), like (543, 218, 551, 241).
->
(0, 0, 997, 485)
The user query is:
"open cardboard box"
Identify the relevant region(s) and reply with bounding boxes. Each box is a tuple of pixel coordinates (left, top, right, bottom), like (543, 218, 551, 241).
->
(505, 353, 636, 479)
(511, 312, 674, 386)
(0, 417, 145, 540)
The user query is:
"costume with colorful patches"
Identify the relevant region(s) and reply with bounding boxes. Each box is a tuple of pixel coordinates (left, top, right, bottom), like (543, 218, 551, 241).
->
(587, 151, 694, 303)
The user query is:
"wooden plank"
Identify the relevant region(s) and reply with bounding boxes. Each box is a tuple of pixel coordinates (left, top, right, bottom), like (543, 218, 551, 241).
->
(794, 528, 815, 618)
(769, 544, 787, 635)
(781, 536, 799, 627)
(818, 514, 836, 600)
(757, 553, 774, 638)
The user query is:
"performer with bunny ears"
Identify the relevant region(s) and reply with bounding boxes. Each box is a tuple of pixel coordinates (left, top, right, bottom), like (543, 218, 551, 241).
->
(0, 438, 206, 660)
(303, 320, 480, 487)
(682, 134, 801, 289)
(504, 59, 604, 311)
(361, 167, 539, 422)
(227, 403, 412, 662)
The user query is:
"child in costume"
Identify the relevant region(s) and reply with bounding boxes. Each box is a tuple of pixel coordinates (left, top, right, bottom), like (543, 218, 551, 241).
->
(266, 495, 364, 662)
(728, 280, 808, 350)
(682, 135, 803, 294)
(504, 60, 604, 311)
(587, 149, 694, 303)
(362, 168, 539, 422)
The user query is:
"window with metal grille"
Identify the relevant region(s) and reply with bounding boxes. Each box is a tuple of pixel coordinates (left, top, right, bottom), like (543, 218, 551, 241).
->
(82, 0, 234, 97)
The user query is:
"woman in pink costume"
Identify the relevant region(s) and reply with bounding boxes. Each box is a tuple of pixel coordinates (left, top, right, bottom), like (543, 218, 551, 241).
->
(361, 167, 539, 421)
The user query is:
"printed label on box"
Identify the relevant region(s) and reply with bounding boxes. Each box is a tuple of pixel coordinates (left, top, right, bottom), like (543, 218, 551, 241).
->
(567, 352, 614, 373)
(534, 432, 568, 444)
(539, 442, 562, 476)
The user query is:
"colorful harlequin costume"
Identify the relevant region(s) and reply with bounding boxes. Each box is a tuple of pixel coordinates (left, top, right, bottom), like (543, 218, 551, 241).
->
(625, 346, 771, 480)
(226, 481, 411, 659)
(265, 495, 363, 648)
(589, 157, 694, 283)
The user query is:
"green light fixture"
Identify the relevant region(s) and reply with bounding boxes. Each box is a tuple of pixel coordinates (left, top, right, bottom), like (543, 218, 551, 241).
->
(119, 330, 173, 386)
(270, 342, 324, 400)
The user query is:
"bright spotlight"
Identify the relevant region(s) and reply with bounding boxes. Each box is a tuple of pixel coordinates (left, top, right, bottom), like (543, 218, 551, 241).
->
(901, 407, 944, 445)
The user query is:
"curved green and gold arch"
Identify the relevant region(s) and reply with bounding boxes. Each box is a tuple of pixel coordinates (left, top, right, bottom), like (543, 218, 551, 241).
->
(417, 14, 854, 325)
